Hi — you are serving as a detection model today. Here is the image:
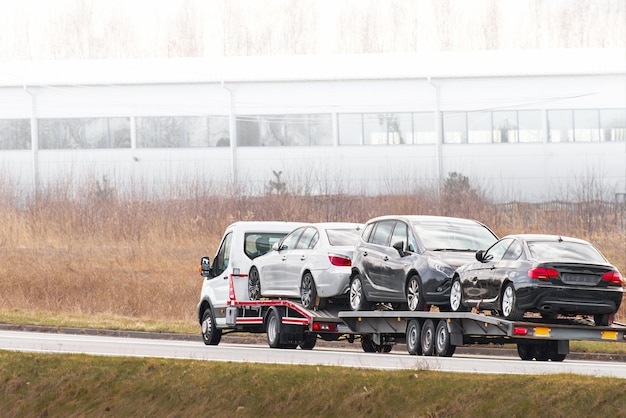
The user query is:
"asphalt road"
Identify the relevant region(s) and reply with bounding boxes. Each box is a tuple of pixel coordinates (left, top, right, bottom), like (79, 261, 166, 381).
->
(1, 328, 626, 379)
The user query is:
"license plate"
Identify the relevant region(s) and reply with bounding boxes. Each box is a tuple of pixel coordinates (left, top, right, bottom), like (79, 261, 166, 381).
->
(562, 273, 599, 286)
(601, 331, 618, 340)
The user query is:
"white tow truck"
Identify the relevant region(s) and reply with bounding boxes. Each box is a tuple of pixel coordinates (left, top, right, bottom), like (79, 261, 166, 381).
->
(198, 222, 626, 360)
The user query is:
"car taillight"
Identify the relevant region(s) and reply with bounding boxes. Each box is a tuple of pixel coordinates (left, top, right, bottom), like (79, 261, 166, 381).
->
(602, 271, 624, 287)
(528, 267, 559, 280)
(329, 255, 351, 267)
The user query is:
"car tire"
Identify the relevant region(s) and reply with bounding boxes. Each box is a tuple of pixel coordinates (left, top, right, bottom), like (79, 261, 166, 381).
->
(248, 267, 261, 301)
(406, 319, 422, 356)
(201, 307, 222, 346)
(450, 277, 468, 312)
(406, 275, 426, 312)
(266, 308, 283, 348)
(349, 274, 371, 311)
(501, 282, 524, 321)
(421, 319, 436, 356)
(300, 272, 318, 310)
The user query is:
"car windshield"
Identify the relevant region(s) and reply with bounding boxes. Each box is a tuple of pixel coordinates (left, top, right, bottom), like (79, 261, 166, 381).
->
(411, 220, 497, 251)
(527, 241, 608, 263)
(326, 228, 361, 246)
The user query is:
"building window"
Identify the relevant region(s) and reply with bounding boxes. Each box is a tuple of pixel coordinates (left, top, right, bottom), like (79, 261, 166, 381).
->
(600, 109, 626, 142)
(518, 110, 542, 142)
(468, 111, 492, 143)
(136, 116, 228, 148)
(238, 114, 332, 146)
(492, 111, 518, 143)
(443, 112, 467, 143)
(547, 110, 574, 142)
(413, 112, 437, 144)
(363, 113, 412, 145)
(0, 119, 31, 150)
(573, 109, 600, 142)
(39, 118, 131, 149)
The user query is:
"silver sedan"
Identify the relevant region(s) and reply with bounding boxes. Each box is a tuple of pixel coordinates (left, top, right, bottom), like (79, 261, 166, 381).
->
(248, 222, 363, 309)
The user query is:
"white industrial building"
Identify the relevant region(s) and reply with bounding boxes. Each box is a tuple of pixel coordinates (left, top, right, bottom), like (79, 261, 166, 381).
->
(1, 48, 625, 202)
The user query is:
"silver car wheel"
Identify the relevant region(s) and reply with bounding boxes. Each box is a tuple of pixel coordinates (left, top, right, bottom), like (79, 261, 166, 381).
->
(502, 284, 514, 317)
(450, 280, 462, 312)
(350, 277, 363, 311)
(406, 276, 423, 311)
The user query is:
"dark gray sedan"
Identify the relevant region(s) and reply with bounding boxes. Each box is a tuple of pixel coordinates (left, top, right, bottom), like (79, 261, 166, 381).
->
(451, 234, 624, 326)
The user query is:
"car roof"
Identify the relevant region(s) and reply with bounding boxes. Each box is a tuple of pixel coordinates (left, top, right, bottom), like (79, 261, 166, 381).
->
(365, 215, 485, 225)
(298, 222, 364, 230)
(225, 221, 305, 233)
(503, 234, 592, 245)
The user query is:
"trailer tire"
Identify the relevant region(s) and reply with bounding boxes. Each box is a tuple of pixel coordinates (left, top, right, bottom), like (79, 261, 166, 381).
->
(533, 343, 550, 361)
(266, 308, 283, 348)
(547, 341, 567, 362)
(361, 335, 377, 353)
(594, 313, 611, 326)
(201, 307, 222, 346)
(248, 267, 261, 301)
(299, 332, 317, 350)
(517, 343, 533, 360)
(406, 319, 422, 355)
(421, 319, 436, 356)
(435, 320, 456, 357)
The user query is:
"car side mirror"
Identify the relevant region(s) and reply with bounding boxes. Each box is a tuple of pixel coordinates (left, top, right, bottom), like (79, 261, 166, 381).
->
(199, 256, 212, 277)
(475, 250, 485, 262)
(392, 241, 406, 256)
(272, 242, 279, 251)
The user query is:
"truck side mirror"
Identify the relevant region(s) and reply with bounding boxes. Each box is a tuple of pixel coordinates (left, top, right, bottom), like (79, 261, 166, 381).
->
(475, 250, 485, 262)
(199, 256, 212, 277)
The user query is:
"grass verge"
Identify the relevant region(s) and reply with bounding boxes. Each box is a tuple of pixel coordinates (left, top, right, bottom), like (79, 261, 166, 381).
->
(1, 351, 625, 417)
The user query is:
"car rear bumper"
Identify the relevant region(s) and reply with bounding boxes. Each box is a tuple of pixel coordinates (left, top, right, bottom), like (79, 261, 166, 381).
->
(517, 286, 623, 315)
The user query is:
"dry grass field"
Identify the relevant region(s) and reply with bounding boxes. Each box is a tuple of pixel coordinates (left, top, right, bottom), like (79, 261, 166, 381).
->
(1, 177, 625, 329)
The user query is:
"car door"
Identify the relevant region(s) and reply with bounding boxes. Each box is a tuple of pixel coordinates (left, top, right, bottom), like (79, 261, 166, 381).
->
(269, 227, 304, 292)
(475, 238, 514, 303)
(489, 238, 524, 297)
(361, 220, 396, 299)
(283, 226, 318, 293)
(207, 231, 233, 308)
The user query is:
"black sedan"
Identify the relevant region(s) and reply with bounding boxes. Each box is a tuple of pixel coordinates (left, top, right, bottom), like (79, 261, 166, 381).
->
(349, 215, 499, 311)
(451, 234, 624, 325)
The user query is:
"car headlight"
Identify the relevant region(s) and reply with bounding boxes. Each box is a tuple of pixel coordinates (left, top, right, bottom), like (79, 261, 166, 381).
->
(428, 259, 454, 277)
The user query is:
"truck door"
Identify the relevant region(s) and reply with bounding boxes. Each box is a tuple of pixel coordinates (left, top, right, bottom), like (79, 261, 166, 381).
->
(205, 231, 233, 310)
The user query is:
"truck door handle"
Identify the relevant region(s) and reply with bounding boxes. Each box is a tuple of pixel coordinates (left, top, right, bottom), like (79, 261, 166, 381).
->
(281, 256, 287, 261)
(300, 256, 306, 261)
(383, 256, 389, 261)
(362, 251, 368, 257)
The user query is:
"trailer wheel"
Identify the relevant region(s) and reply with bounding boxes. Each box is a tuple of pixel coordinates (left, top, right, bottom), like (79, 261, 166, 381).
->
(201, 307, 222, 346)
(421, 319, 436, 356)
(349, 274, 371, 311)
(533, 343, 550, 361)
(360, 335, 390, 353)
(266, 308, 283, 348)
(406, 319, 422, 355)
(547, 341, 567, 362)
(299, 332, 317, 350)
(517, 343, 533, 360)
(248, 267, 261, 300)
(435, 320, 456, 357)
(406, 275, 426, 311)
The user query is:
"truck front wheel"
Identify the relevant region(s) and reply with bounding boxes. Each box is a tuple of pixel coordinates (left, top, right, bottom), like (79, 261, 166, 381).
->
(201, 308, 222, 346)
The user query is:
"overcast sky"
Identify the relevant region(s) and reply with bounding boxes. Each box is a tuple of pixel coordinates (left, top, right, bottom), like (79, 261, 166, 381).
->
(1, 0, 624, 60)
